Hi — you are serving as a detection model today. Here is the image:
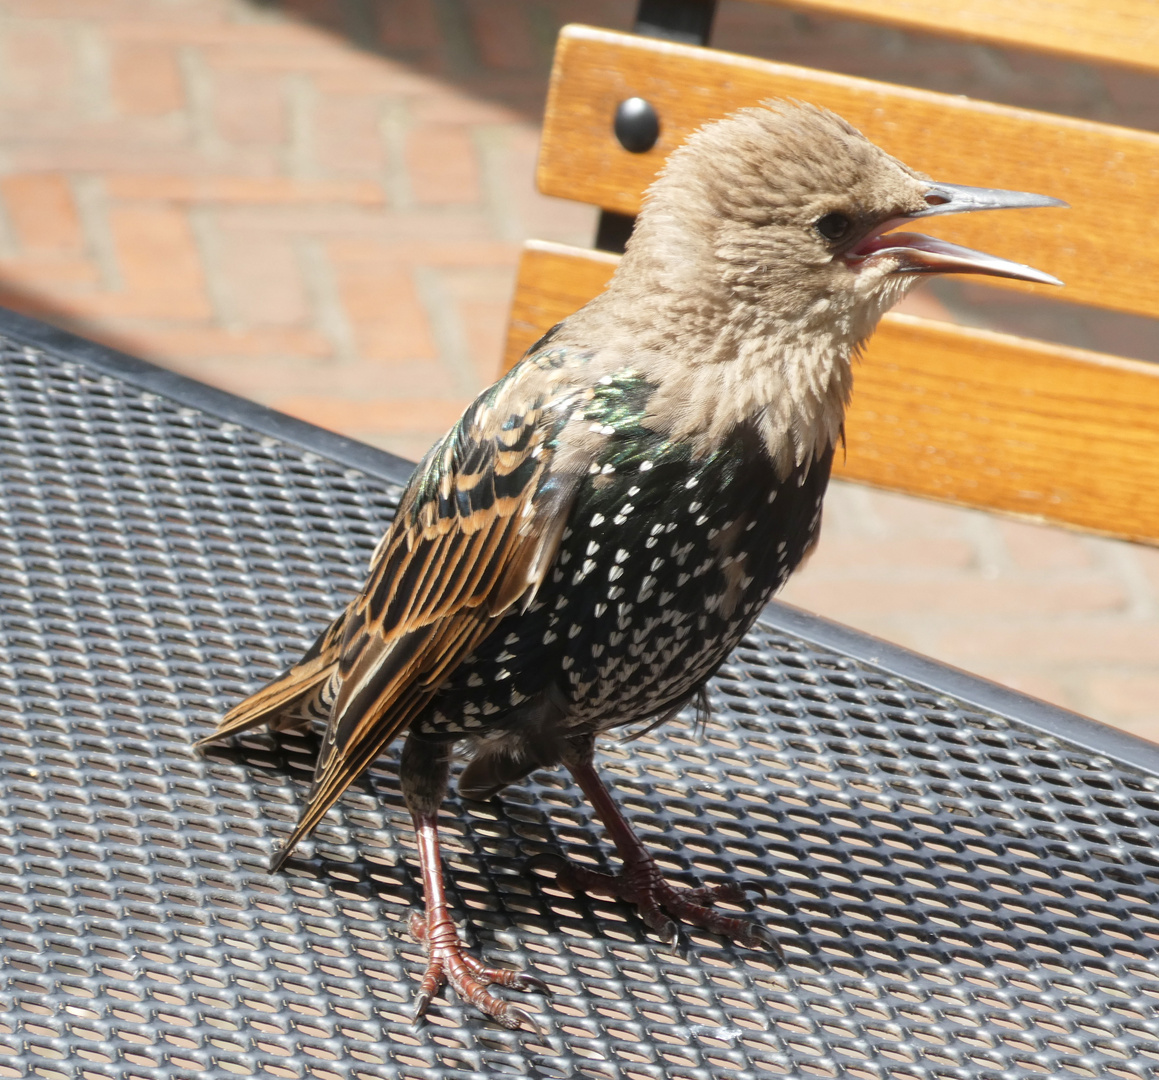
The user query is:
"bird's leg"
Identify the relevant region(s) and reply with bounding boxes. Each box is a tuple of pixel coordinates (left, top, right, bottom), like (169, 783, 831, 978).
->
(543, 738, 781, 957)
(401, 734, 547, 1030)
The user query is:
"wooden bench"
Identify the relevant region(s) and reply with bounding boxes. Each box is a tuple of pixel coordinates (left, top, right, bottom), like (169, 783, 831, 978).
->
(747, 0, 1159, 74)
(502, 12, 1159, 545)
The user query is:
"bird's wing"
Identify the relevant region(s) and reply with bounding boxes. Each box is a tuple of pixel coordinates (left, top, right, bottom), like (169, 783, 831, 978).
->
(275, 368, 586, 860)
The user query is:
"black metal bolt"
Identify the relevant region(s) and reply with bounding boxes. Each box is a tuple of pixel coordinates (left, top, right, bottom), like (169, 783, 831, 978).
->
(613, 97, 660, 153)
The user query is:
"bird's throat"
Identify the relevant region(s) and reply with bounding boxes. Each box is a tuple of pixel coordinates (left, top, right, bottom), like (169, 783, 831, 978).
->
(641, 315, 856, 479)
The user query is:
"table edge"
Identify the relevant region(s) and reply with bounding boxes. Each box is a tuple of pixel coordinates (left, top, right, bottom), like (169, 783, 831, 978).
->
(764, 600, 1159, 776)
(0, 305, 417, 489)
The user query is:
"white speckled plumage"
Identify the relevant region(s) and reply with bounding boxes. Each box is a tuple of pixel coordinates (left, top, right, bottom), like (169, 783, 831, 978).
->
(201, 100, 1064, 1030)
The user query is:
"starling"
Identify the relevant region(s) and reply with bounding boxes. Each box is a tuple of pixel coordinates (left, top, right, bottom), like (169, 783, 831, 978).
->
(201, 102, 1063, 1029)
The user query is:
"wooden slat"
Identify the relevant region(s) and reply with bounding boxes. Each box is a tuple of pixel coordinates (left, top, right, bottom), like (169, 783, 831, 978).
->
(758, 0, 1159, 75)
(538, 26, 1159, 323)
(505, 241, 617, 370)
(504, 241, 1159, 545)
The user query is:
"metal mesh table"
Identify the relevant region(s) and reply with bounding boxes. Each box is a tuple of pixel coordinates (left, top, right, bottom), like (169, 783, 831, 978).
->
(1, 306, 1157, 1080)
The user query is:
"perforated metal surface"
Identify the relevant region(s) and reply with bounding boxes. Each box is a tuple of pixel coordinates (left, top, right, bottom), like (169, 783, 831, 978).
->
(1, 315, 1158, 1080)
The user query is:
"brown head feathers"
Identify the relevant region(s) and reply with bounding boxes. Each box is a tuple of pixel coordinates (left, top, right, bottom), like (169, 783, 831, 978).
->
(557, 102, 929, 471)
(558, 100, 1060, 472)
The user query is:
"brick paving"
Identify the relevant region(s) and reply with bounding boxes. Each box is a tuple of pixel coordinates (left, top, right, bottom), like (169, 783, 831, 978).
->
(0, 0, 1156, 737)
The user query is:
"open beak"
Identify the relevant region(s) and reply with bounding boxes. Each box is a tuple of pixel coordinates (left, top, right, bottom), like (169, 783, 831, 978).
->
(849, 182, 1067, 286)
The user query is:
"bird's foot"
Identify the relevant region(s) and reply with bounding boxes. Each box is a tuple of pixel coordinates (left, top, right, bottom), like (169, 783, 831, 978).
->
(533, 853, 782, 958)
(408, 910, 549, 1031)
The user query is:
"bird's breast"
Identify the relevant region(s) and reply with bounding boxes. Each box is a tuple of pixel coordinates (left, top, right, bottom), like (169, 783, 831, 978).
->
(420, 418, 834, 739)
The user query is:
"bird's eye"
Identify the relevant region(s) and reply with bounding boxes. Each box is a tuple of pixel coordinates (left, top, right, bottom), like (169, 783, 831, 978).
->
(815, 212, 853, 243)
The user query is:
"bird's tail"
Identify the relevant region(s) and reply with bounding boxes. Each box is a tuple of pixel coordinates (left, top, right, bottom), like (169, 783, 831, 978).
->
(196, 613, 346, 747)
(195, 660, 337, 747)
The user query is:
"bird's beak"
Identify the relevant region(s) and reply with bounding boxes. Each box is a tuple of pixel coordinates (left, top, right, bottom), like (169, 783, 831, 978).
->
(848, 182, 1067, 286)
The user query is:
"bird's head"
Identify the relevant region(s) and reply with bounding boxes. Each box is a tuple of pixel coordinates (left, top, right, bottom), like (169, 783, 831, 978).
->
(627, 101, 1063, 345)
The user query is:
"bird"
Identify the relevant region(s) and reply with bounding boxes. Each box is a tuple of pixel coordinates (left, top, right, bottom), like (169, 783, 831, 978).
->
(199, 101, 1064, 1030)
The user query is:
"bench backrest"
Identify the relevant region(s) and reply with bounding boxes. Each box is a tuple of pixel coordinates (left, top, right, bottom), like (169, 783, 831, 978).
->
(747, 0, 1159, 74)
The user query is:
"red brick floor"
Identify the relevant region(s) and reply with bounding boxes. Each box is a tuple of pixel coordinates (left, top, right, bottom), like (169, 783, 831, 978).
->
(0, 0, 1156, 737)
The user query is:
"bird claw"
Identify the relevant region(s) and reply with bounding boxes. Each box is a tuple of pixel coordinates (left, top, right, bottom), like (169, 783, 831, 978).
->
(408, 911, 547, 1031)
(743, 880, 770, 902)
(740, 919, 785, 962)
(412, 987, 433, 1023)
(507, 972, 552, 996)
(505, 1005, 550, 1037)
(531, 853, 780, 954)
